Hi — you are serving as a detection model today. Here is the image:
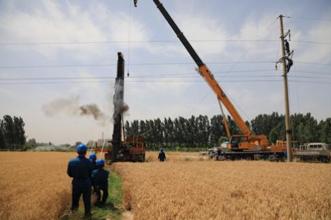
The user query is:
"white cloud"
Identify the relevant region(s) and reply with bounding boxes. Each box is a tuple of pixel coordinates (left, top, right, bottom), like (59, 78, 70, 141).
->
(234, 16, 279, 60)
(177, 13, 228, 57)
(144, 11, 280, 63)
(109, 13, 150, 45)
(0, 2, 105, 59)
(293, 20, 331, 63)
(0, 1, 151, 61)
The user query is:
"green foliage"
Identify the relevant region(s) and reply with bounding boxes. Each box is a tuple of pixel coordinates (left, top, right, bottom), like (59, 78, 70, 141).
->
(0, 120, 5, 149)
(125, 115, 229, 149)
(319, 118, 331, 143)
(0, 115, 26, 150)
(126, 113, 331, 148)
(251, 112, 283, 136)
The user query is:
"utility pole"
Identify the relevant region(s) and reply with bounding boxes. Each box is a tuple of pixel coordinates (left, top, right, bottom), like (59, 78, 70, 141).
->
(279, 15, 292, 162)
(112, 52, 125, 162)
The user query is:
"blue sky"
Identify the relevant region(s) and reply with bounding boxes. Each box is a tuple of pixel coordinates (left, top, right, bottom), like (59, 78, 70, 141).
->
(0, 0, 330, 144)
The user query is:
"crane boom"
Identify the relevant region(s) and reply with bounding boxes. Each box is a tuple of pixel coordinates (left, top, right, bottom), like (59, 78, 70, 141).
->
(152, 0, 252, 137)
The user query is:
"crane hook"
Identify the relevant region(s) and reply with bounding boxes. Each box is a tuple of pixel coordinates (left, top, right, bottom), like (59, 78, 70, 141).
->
(133, 0, 138, 7)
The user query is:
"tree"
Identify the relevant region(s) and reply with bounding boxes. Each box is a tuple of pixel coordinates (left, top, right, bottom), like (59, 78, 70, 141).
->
(26, 138, 37, 147)
(0, 119, 6, 149)
(13, 116, 26, 146)
(318, 118, 331, 144)
(0, 115, 26, 150)
(251, 112, 283, 137)
(210, 115, 226, 145)
(123, 113, 329, 150)
(292, 113, 318, 143)
(154, 118, 163, 146)
(228, 116, 240, 135)
(2, 115, 15, 149)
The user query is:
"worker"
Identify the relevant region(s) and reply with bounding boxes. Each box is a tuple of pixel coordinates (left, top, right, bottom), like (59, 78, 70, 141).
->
(67, 143, 93, 217)
(285, 57, 293, 73)
(158, 148, 166, 162)
(284, 39, 291, 56)
(91, 159, 109, 205)
(88, 153, 98, 192)
(89, 153, 97, 169)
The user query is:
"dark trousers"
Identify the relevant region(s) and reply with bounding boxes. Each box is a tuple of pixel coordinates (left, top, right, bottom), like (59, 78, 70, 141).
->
(71, 181, 91, 215)
(95, 186, 108, 204)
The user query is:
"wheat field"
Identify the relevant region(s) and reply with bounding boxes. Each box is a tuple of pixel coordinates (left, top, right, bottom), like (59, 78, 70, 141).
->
(115, 152, 331, 220)
(0, 152, 74, 220)
(1, 151, 331, 220)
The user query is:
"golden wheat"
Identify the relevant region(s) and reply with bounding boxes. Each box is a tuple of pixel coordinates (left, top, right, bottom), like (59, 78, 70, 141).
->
(115, 152, 331, 220)
(0, 152, 74, 220)
(145, 151, 205, 162)
(1, 152, 331, 220)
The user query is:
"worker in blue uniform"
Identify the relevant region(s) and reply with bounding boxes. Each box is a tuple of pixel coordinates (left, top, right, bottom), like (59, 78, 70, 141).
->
(89, 153, 97, 169)
(88, 153, 97, 193)
(67, 144, 93, 217)
(158, 148, 166, 162)
(91, 159, 109, 205)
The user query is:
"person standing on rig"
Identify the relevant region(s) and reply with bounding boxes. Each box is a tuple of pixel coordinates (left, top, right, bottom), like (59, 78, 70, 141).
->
(67, 144, 93, 217)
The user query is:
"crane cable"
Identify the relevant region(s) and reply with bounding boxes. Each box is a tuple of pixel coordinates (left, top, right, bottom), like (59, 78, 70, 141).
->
(127, 0, 133, 78)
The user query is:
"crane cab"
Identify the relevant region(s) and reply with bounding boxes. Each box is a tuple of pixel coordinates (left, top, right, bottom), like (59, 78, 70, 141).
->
(228, 135, 269, 151)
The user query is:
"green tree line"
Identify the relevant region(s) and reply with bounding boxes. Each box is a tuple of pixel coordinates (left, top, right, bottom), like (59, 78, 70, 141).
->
(125, 112, 331, 150)
(0, 115, 26, 150)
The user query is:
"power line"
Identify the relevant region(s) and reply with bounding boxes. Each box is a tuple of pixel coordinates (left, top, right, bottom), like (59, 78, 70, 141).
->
(0, 60, 329, 69)
(292, 40, 331, 45)
(0, 70, 329, 79)
(1, 71, 329, 80)
(0, 61, 275, 69)
(0, 80, 330, 86)
(289, 16, 331, 23)
(295, 61, 331, 66)
(0, 69, 273, 77)
(0, 69, 274, 77)
(1, 39, 329, 46)
(0, 76, 330, 84)
(0, 39, 280, 46)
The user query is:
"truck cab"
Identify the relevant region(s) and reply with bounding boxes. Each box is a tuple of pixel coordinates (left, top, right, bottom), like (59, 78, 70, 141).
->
(306, 143, 330, 151)
(294, 142, 330, 162)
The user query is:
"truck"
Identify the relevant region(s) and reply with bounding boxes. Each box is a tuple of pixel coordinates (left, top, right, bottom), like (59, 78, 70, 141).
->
(104, 136, 145, 162)
(293, 143, 331, 162)
(135, 0, 287, 160)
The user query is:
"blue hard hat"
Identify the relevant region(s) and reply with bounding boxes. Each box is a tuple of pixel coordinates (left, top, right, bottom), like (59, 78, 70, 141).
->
(76, 144, 87, 154)
(89, 153, 97, 160)
(96, 159, 105, 167)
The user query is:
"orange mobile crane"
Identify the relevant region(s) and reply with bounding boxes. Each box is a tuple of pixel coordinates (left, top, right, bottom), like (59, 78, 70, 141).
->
(135, 0, 286, 160)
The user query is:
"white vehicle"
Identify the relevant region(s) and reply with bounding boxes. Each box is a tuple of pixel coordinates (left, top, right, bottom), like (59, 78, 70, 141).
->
(294, 142, 331, 162)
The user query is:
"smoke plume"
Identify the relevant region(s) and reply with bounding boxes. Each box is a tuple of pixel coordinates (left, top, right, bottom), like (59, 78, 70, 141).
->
(113, 79, 129, 119)
(43, 96, 109, 125)
(79, 104, 105, 120)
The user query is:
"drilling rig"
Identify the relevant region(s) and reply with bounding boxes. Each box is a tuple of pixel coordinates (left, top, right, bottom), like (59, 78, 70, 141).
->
(104, 52, 145, 162)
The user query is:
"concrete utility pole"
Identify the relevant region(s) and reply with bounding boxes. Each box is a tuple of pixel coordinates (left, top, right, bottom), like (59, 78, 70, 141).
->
(112, 52, 125, 162)
(279, 15, 292, 162)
